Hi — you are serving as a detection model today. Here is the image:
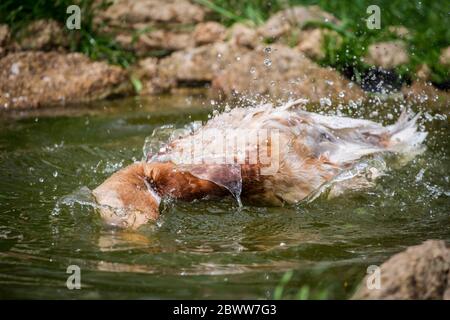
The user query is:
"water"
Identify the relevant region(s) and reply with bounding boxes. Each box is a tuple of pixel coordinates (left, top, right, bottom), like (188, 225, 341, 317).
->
(0, 94, 448, 299)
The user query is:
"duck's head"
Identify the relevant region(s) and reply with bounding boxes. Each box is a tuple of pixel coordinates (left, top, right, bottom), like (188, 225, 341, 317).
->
(93, 163, 161, 229)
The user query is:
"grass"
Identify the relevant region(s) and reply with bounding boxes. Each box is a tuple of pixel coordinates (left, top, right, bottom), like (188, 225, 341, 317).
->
(196, 0, 450, 86)
(1, 0, 448, 86)
(273, 270, 330, 300)
(0, 0, 135, 67)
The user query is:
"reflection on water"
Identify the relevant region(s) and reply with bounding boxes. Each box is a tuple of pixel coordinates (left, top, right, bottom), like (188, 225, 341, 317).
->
(0, 95, 449, 299)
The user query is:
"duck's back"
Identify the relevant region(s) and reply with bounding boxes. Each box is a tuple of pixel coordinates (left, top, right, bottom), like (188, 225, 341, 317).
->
(158, 100, 426, 204)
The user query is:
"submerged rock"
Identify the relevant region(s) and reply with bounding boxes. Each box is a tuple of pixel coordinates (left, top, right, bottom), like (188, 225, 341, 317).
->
(193, 22, 227, 46)
(296, 28, 342, 60)
(353, 240, 450, 300)
(258, 6, 340, 40)
(211, 44, 365, 103)
(0, 51, 131, 109)
(364, 41, 409, 69)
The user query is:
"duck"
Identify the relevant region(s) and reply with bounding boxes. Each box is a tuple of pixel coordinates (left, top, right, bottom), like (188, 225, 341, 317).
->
(93, 99, 427, 228)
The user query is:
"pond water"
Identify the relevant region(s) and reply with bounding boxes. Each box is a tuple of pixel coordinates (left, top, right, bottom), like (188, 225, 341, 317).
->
(0, 94, 448, 299)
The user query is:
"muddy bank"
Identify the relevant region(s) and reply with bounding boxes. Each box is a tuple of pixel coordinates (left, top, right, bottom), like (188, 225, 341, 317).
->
(353, 240, 450, 300)
(0, 2, 449, 110)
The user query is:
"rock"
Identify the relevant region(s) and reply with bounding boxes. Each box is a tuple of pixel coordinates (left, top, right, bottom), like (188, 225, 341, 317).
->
(415, 64, 431, 81)
(211, 44, 365, 104)
(193, 22, 226, 46)
(364, 41, 409, 69)
(402, 81, 450, 107)
(296, 28, 342, 60)
(0, 51, 131, 109)
(228, 23, 259, 49)
(101, 0, 206, 25)
(15, 19, 69, 51)
(388, 25, 411, 39)
(0, 24, 10, 57)
(131, 57, 174, 95)
(439, 46, 450, 66)
(158, 42, 250, 85)
(258, 6, 340, 40)
(116, 30, 193, 55)
(353, 240, 450, 300)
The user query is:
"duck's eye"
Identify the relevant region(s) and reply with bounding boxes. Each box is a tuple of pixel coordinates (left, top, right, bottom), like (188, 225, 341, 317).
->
(320, 132, 330, 141)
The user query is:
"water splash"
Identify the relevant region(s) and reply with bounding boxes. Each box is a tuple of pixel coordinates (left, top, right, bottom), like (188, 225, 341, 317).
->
(304, 155, 388, 203)
(52, 186, 97, 216)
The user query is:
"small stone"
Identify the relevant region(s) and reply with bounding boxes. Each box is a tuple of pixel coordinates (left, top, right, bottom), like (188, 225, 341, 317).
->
(364, 41, 410, 69)
(439, 46, 450, 66)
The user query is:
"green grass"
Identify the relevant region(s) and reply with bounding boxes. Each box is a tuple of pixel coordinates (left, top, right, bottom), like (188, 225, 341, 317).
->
(273, 270, 330, 300)
(0, 0, 134, 67)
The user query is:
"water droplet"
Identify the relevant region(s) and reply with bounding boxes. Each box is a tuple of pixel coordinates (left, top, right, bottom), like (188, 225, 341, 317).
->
(39, 177, 44, 183)
(263, 58, 272, 67)
(250, 67, 256, 74)
(53, 171, 58, 178)
(264, 47, 272, 54)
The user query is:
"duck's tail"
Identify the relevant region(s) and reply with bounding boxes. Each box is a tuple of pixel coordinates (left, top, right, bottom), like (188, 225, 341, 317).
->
(385, 110, 427, 155)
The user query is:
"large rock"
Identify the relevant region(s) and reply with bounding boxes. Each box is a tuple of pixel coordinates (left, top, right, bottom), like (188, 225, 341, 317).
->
(100, 0, 206, 25)
(131, 57, 174, 95)
(116, 30, 193, 55)
(211, 44, 366, 104)
(0, 51, 131, 109)
(402, 81, 450, 107)
(15, 19, 69, 51)
(296, 28, 342, 60)
(364, 41, 409, 69)
(258, 6, 340, 39)
(158, 42, 250, 84)
(353, 240, 450, 300)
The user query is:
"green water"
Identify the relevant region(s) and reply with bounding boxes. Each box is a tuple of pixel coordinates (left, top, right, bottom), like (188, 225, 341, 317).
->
(0, 95, 449, 299)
